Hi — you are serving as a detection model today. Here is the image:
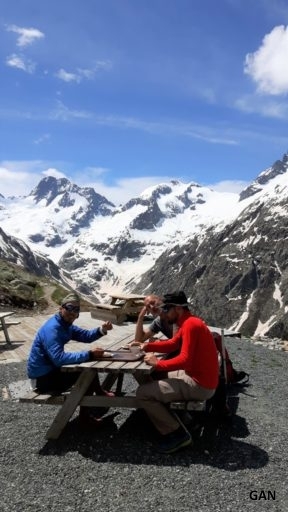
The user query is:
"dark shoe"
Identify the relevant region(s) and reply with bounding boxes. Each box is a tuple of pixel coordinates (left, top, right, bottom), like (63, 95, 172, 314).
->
(157, 427, 192, 454)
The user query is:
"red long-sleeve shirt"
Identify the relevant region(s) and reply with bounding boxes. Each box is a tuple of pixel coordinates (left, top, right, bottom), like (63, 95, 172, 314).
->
(144, 311, 219, 390)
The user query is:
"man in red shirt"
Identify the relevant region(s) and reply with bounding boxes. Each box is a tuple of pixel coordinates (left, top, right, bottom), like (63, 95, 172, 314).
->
(136, 290, 219, 454)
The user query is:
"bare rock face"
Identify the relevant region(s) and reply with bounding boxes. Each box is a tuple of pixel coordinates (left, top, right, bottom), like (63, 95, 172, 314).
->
(0, 228, 61, 280)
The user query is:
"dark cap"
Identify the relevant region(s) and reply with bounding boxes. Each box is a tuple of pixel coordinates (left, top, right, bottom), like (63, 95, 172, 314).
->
(162, 290, 189, 307)
(61, 292, 80, 306)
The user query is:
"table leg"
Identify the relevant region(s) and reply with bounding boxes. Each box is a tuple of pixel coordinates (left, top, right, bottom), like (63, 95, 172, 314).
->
(115, 373, 124, 395)
(45, 369, 96, 440)
(102, 373, 124, 395)
(102, 373, 118, 392)
(1, 319, 12, 345)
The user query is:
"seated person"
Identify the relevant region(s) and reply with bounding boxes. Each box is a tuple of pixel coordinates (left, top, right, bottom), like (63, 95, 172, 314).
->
(27, 292, 113, 424)
(134, 294, 173, 342)
(136, 290, 219, 454)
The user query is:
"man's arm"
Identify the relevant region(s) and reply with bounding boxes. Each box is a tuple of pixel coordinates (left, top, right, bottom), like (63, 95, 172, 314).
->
(134, 306, 154, 342)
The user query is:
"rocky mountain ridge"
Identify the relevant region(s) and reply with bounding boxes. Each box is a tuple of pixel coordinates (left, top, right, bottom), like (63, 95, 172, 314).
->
(135, 160, 288, 339)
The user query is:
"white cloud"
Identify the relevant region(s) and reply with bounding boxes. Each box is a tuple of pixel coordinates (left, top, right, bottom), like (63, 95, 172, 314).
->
(42, 168, 66, 179)
(235, 94, 288, 119)
(0, 161, 68, 197)
(6, 53, 36, 73)
(34, 133, 50, 145)
(49, 100, 92, 121)
(207, 179, 249, 194)
(0, 161, 249, 206)
(0, 164, 40, 197)
(6, 25, 44, 48)
(244, 25, 288, 95)
(0, 161, 170, 205)
(55, 69, 81, 83)
(55, 61, 112, 83)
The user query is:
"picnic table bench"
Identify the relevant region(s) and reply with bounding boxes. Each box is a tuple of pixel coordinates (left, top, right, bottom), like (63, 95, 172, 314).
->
(0, 311, 21, 345)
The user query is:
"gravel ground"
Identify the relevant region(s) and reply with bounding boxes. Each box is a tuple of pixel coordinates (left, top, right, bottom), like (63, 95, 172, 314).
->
(0, 338, 287, 512)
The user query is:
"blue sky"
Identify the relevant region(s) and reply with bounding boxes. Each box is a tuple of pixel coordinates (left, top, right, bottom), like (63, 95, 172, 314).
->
(1, 0, 288, 205)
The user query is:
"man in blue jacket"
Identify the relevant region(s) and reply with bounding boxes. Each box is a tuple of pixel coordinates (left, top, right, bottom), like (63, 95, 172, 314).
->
(27, 292, 113, 424)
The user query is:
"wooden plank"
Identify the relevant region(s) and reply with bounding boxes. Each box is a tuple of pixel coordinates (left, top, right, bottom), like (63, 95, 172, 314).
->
(45, 368, 96, 440)
(19, 391, 140, 409)
(90, 308, 127, 325)
(110, 293, 145, 301)
(20, 393, 66, 405)
(0, 321, 20, 328)
(102, 360, 127, 371)
(89, 360, 115, 371)
(118, 360, 149, 372)
(19, 390, 40, 402)
(0, 312, 15, 319)
(92, 304, 122, 311)
(105, 335, 135, 350)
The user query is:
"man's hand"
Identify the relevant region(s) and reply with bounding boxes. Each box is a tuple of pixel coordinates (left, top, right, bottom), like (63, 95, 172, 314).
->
(90, 346, 104, 359)
(138, 305, 147, 319)
(144, 353, 158, 367)
(129, 341, 142, 347)
(101, 321, 113, 334)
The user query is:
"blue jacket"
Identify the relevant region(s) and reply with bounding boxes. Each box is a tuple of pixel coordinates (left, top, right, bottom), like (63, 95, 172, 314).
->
(27, 313, 105, 378)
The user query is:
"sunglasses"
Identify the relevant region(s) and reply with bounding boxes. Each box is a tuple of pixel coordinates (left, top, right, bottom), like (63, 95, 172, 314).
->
(62, 304, 80, 313)
(159, 304, 175, 313)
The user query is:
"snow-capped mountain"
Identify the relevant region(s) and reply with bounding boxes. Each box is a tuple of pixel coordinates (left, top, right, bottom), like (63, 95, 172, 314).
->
(0, 176, 114, 261)
(58, 180, 243, 298)
(1, 153, 288, 338)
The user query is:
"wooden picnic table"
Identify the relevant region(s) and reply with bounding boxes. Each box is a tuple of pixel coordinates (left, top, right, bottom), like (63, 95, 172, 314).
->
(24, 332, 164, 440)
(91, 293, 145, 324)
(0, 311, 20, 345)
(109, 293, 145, 315)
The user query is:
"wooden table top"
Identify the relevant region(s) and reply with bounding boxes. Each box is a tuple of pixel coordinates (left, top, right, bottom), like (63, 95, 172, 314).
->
(0, 311, 15, 320)
(62, 332, 161, 375)
(109, 293, 145, 301)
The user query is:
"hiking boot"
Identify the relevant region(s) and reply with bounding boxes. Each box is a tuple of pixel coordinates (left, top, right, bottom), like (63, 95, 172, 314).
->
(157, 426, 192, 454)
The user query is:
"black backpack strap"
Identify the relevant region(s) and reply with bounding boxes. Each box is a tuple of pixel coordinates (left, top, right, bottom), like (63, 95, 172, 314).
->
(232, 370, 250, 385)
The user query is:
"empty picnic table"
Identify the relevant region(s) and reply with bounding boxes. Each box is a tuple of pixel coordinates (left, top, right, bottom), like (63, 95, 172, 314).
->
(110, 293, 145, 315)
(0, 311, 20, 345)
(91, 293, 145, 324)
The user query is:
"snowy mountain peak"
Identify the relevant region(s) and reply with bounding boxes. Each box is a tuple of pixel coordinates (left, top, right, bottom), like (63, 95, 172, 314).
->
(0, 175, 115, 261)
(239, 153, 288, 201)
(29, 175, 115, 211)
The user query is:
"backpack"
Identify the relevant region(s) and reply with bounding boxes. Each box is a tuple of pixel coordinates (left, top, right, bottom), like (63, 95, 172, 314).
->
(212, 332, 249, 386)
(205, 332, 249, 421)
